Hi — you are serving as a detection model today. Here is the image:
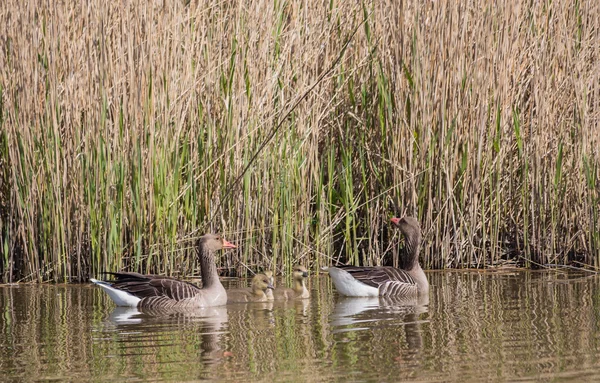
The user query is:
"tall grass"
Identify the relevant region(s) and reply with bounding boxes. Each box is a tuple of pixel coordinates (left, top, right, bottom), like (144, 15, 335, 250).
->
(0, 1, 599, 282)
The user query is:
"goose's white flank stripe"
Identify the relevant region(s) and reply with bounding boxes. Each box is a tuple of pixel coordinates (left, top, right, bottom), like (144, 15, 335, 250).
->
(90, 278, 141, 307)
(326, 268, 379, 297)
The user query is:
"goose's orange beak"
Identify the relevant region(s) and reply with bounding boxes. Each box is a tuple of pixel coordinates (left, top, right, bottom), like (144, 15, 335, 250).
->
(222, 239, 237, 249)
(390, 217, 401, 225)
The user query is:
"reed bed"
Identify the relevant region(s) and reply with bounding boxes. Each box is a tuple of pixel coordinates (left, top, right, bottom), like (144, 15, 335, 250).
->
(0, 1, 599, 282)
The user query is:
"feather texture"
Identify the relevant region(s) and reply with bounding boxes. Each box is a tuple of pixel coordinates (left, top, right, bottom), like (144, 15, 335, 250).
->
(227, 274, 274, 303)
(334, 266, 418, 297)
(91, 234, 235, 309)
(270, 265, 310, 300)
(101, 272, 204, 305)
(327, 216, 428, 298)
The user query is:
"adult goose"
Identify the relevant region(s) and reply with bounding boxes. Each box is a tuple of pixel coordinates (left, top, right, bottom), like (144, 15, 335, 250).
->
(227, 274, 274, 303)
(267, 265, 309, 300)
(90, 234, 236, 308)
(326, 216, 428, 297)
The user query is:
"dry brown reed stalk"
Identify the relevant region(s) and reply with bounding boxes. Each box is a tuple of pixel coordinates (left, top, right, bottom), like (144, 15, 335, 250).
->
(0, 1, 598, 282)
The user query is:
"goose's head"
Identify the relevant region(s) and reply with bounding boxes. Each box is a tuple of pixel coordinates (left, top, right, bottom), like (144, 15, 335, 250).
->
(264, 270, 274, 285)
(199, 234, 237, 252)
(390, 216, 422, 255)
(391, 216, 420, 235)
(292, 265, 309, 281)
(251, 274, 275, 292)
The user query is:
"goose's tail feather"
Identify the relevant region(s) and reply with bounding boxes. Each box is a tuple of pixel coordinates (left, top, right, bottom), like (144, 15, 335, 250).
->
(90, 278, 141, 307)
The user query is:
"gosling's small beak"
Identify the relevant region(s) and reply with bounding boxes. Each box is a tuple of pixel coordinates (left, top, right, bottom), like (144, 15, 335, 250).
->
(222, 239, 237, 249)
(302, 271, 308, 278)
(267, 283, 275, 290)
(390, 217, 401, 225)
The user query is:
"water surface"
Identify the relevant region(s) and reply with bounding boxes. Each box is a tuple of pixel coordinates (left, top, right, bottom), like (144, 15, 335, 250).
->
(1, 271, 600, 382)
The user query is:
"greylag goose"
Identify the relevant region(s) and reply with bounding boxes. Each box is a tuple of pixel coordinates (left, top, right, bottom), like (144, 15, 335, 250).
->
(227, 274, 274, 303)
(90, 234, 236, 308)
(269, 265, 309, 300)
(326, 216, 428, 297)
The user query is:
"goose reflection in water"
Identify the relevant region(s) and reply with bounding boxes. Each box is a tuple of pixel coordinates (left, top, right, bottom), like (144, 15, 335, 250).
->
(330, 295, 429, 330)
(105, 305, 229, 364)
(107, 305, 229, 326)
(330, 295, 429, 360)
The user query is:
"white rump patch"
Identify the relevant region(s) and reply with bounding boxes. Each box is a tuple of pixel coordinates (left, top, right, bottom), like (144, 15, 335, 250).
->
(90, 278, 141, 307)
(327, 268, 379, 297)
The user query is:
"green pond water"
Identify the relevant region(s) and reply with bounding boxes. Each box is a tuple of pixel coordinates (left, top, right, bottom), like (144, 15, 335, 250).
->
(1, 271, 600, 382)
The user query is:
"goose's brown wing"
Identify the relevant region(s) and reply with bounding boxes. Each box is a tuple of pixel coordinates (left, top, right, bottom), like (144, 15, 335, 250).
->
(226, 288, 256, 303)
(102, 272, 201, 301)
(335, 266, 417, 296)
(272, 287, 296, 300)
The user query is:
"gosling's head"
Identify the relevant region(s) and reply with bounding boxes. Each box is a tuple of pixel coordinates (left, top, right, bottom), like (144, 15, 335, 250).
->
(292, 265, 309, 281)
(264, 270, 274, 285)
(251, 274, 275, 292)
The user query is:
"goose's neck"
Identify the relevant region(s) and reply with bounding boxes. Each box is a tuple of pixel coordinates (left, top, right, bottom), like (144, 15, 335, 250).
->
(265, 288, 274, 300)
(293, 279, 306, 295)
(252, 287, 266, 298)
(409, 263, 428, 295)
(402, 232, 428, 294)
(402, 232, 421, 271)
(199, 246, 220, 289)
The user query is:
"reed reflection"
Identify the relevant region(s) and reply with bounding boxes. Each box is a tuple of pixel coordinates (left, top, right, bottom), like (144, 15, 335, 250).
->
(3, 272, 600, 382)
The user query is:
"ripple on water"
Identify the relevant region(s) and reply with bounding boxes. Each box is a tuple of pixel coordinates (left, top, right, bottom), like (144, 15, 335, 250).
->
(2, 271, 600, 382)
